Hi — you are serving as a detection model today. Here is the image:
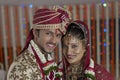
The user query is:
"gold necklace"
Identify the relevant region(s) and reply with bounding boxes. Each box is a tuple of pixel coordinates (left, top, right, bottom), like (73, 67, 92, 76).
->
(66, 63, 83, 80)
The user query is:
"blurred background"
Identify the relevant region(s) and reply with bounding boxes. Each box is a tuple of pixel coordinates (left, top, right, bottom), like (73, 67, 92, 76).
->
(0, 0, 120, 80)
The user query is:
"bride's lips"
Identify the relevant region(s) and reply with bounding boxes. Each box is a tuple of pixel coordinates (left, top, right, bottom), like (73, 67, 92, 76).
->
(66, 54, 76, 59)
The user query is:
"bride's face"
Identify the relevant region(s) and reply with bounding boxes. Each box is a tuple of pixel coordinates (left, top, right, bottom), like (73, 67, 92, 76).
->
(63, 35, 86, 64)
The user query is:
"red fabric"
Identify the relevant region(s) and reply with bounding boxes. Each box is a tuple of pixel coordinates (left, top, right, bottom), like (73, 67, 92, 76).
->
(32, 7, 70, 35)
(33, 8, 70, 25)
(94, 63, 114, 80)
(33, 9, 61, 24)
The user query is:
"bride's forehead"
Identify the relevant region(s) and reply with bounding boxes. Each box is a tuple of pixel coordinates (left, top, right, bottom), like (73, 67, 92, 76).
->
(63, 35, 81, 43)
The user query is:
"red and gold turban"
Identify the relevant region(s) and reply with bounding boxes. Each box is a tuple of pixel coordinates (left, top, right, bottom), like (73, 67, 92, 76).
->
(32, 6, 71, 34)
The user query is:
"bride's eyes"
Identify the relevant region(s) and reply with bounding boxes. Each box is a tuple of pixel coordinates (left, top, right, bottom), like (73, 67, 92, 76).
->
(71, 45, 78, 48)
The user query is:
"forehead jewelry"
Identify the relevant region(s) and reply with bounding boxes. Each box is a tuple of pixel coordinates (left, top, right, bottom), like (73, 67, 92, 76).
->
(64, 34, 82, 44)
(63, 34, 72, 41)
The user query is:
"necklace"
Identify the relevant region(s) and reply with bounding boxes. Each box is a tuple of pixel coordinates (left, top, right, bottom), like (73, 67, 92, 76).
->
(65, 59, 96, 80)
(66, 63, 83, 80)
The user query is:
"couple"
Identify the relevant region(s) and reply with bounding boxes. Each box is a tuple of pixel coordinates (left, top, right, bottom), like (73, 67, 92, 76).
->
(7, 6, 114, 80)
